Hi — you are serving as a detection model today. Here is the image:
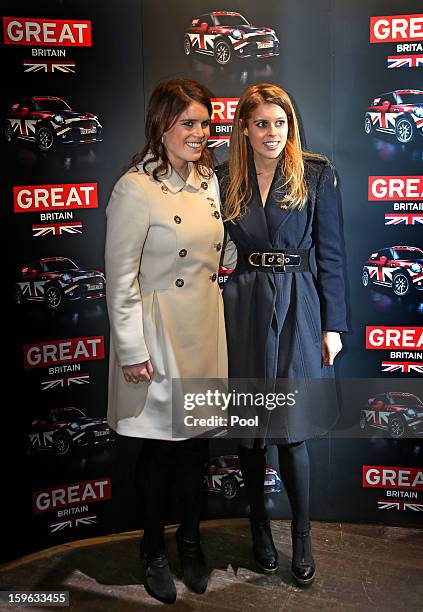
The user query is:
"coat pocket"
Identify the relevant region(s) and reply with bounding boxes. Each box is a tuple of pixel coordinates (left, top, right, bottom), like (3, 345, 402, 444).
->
(303, 294, 321, 345)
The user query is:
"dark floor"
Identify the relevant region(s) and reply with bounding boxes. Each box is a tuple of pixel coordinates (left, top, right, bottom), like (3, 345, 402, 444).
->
(0, 520, 422, 611)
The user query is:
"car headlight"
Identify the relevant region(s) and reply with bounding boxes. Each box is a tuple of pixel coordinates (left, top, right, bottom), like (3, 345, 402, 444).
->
(69, 422, 81, 431)
(412, 107, 423, 118)
(53, 114, 65, 125)
(231, 29, 243, 40)
(406, 408, 417, 417)
(60, 273, 73, 284)
(410, 263, 422, 273)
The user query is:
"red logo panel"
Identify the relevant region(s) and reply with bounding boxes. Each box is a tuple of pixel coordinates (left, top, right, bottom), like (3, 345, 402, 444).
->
(363, 466, 423, 490)
(14, 183, 98, 213)
(368, 176, 423, 201)
(24, 336, 105, 369)
(370, 14, 423, 43)
(366, 326, 423, 350)
(33, 478, 112, 514)
(3, 17, 92, 47)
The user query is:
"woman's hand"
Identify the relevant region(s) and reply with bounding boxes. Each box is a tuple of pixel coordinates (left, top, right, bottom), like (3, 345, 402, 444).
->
(321, 331, 342, 366)
(122, 360, 154, 383)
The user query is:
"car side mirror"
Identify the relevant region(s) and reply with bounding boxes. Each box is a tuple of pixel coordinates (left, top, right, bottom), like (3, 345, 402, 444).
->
(200, 22, 208, 29)
(381, 101, 390, 110)
(21, 107, 29, 113)
(379, 256, 387, 265)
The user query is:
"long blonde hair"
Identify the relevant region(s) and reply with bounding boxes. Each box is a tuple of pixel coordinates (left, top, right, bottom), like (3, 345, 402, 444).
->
(224, 83, 324, 221)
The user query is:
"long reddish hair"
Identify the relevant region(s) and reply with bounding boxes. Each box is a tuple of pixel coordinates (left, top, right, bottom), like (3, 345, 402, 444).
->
(224, 83, 325, 221)
(128, 79, 213, 180)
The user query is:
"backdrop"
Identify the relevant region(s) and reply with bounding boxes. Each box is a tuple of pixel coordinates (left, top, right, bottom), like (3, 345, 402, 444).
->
(1, 0, 422, 563)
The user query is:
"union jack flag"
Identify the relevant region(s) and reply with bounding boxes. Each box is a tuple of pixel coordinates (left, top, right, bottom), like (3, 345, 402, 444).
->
(208, 137, 230, 148)
(23, 59, 76, 73)
(49, 514, 97, 533)
(381, 361, 423, 374)
(387, 55, 423, 69)
(32, 222, 83, 237)
(378, 499, 423, 511)
(385, 213, 423, 225)
(41, 373, 90, 391)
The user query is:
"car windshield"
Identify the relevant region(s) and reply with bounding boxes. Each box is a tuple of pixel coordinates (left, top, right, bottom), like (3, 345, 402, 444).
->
(396, 93, 423, 105)
(41, 259, 78, 272)
(33, 99, 71, 112)
(391, 395, 422, 407)
(51, 409, 84, 422)
(392, 248, 423, 261)
(212, 14, 250, 27)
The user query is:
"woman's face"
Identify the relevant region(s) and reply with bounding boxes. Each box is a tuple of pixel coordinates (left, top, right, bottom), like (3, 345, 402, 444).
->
(163, 101, 210, 170)
(243, 102, 288, 164)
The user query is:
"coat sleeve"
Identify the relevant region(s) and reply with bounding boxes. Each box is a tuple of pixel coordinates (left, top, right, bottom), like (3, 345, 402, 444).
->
(313, 165, 348, 332)
(105, 173, 150, 366)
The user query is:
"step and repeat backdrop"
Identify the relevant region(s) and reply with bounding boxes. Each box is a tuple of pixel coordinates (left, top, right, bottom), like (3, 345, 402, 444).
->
(1, 0, 422, 562)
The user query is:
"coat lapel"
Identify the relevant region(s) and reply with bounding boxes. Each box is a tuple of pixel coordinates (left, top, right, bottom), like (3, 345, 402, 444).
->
(235, 161, 271, 250)
(265, 167, 295, 244)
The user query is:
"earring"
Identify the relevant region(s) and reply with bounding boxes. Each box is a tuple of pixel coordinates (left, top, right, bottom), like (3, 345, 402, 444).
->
(161, 134, 165, 145)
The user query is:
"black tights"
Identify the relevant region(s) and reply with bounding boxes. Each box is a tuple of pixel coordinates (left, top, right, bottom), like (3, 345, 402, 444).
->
(238, 441, 310, 532)
(138, 437, 208, 556)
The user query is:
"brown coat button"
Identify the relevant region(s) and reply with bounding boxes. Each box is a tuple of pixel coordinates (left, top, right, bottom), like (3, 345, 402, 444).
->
(201, 181, 208, 190)
(175, 278, 184, 287)
(161, 184, 168, 194)
(210, 273, 217, 282)
(174, 215, 181, 224)
(215, 242, 222, 251)
(179, 249, 187, 257)
(213, 211, 220, 219)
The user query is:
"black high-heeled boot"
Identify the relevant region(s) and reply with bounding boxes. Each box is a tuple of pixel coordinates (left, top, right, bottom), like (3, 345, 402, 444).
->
(140, 539, 177, 604)
(291, 524, 315, 586)
(250, 519, 279, 574)
(176, 527, 209, 594)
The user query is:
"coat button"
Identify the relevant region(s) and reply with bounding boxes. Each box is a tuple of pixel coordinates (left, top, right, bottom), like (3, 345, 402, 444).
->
(215, 242, 222, 251)
(174, 215, 181, 224)
(201, 181, 208, 190)
(175, 278, 184, 287)
(213, 211, 220, 219)
(179, 249, 187, 257)
(161, 184, 168, 194)
(210, 273, 217, 282)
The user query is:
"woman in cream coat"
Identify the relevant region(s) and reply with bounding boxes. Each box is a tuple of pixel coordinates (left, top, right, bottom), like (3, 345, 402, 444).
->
(105, 79, 227, 604)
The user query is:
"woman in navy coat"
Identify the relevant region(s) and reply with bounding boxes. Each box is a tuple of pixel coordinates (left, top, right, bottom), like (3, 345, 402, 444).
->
(217, 83, 348, 586)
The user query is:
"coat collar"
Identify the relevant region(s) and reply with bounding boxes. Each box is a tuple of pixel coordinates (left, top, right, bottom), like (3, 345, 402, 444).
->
(141, 156, 208, 194)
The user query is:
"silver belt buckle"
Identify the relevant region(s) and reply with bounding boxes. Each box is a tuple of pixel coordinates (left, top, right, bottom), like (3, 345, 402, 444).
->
(262, 252, 285, 269)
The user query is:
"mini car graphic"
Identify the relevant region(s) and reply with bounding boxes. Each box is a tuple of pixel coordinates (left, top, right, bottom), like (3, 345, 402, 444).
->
(5, 96, 103, 151)
(15, 257, 106, 310)
(362, 246, 423, 297)
(184, 11, 279, 65)
(359, 392, 423, 438)
(28, 407, 115, 456)
(364, 90, 423, 144)
(206, 454, 281, 500)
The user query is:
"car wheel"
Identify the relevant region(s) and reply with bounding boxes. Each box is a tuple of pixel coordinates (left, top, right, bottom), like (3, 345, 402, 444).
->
(364, 114, 373, 135)
(221, 476, 239, 500)
(4, 121, 14, 143)
(362, 268, 370, 287)
(395, 116, 415, 144)
(36, 125, 55, 151)
(359, 411, 367, 430)
(44, 284, 63, 310)
(215, 39, 232, 65)
(388, 416, 406, 438)
(183, 35, 192, 56)
(53, 433, 71, 456)
(392, 272, 410, 297)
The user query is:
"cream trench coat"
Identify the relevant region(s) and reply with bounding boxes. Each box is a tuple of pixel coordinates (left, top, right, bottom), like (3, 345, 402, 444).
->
(105, 160, 228, 440)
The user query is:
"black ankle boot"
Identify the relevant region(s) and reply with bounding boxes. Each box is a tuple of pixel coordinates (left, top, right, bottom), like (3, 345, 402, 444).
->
(140, 540, 177, 604)
(250, 519, 279, 574)
(176, 527, 208, 594)
(291, 524, 315, 586)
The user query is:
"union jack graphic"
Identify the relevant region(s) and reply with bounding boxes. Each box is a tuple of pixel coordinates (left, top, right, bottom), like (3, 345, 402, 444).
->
(381, 361, 423, 374)
(208, 137, 230, 148)
(385, 213, 423, 225)
(32, 222, 83, 237)
(49, 513, 97, 533)
(41, 373, 90, 391)
(23, 59, 76, 73)
(387, 55, 423, 69)
(378, 499, 423, 511)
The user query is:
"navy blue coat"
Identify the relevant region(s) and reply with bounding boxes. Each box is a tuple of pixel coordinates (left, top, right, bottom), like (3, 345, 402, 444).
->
(217, 158, 348, 442)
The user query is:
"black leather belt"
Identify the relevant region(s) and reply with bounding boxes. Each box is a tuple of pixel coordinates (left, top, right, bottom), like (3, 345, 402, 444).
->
(241, 249, 311, 273)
